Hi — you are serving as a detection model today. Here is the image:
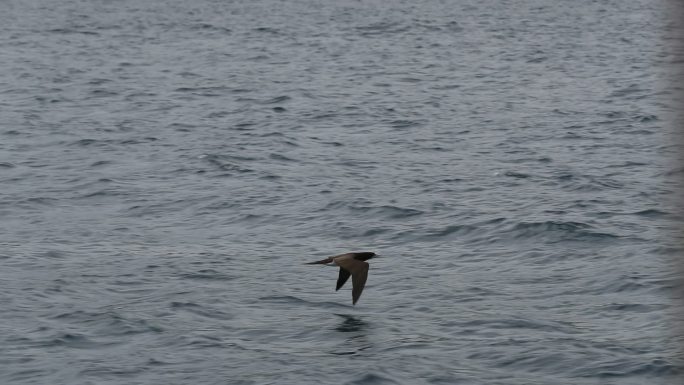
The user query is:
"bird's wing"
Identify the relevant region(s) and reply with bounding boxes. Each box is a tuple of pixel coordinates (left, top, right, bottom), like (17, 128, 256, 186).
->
(336, 268, 351, 291)
(335, 258, 369, 305)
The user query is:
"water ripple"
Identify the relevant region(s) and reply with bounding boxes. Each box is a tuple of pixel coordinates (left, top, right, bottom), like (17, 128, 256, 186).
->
(0, 0, 680, 384)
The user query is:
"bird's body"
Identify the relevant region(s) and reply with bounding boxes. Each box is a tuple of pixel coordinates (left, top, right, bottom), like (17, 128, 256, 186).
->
(306, 252, 375, 305)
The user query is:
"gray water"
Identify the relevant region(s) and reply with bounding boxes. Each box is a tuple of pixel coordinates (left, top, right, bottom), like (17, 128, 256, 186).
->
(2, 0, 683, 384)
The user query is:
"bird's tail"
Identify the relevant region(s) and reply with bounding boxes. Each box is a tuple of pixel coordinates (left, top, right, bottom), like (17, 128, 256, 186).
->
(305, 257, 332, 265)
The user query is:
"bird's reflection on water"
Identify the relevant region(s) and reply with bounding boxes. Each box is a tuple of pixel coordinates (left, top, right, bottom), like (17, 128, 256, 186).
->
(335, 313, 368, 333)
(330, 314, 372, 355)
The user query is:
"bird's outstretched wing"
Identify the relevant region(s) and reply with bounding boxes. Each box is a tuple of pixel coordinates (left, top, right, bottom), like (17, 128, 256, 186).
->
(335, 258, 369, 305)
(336, 268, 351, 291)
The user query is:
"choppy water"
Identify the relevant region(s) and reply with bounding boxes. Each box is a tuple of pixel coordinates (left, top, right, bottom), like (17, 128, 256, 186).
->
(2, 0, 684, 384)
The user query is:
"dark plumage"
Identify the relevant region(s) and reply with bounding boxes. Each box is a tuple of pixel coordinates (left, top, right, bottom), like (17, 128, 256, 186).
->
(306, 252, 376, 305)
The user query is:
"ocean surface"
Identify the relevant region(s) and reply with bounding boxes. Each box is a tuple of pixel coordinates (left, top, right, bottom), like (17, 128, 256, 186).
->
(2, 0, 684, 384)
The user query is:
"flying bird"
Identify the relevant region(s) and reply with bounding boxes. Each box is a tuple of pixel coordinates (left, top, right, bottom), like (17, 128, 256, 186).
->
(306, 252, 376, 305)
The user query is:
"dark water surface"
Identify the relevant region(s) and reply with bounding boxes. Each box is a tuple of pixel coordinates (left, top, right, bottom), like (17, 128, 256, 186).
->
(2, 0, 684, 384)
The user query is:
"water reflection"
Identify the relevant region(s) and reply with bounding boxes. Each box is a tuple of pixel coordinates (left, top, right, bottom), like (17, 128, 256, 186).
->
(330, 314, 372, 356)
(335, 313, 367, 333)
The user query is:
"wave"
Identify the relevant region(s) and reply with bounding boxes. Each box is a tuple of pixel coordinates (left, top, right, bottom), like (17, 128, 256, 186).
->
(258, 295, 352, 309)
(179, 269, 234, 281)
(169, 301, 233, 320)
(505, 221, 619, 242)
(49, 333, 117, 349)
(50, 310, 163, 337)
(343, 373, 402, 385)
(320, 201, 424, 220)
(572, 357, 682, 378)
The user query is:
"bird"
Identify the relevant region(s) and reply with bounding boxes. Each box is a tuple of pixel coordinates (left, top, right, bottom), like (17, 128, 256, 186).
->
(306, 252, 376, 305)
